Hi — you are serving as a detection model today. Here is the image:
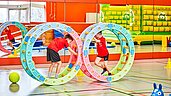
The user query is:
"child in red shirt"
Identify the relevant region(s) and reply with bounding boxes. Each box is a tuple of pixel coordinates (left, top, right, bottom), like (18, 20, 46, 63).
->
(94, 31, 111, 75)
(47, 34, 77, 79)
(5, 26, 15, 51)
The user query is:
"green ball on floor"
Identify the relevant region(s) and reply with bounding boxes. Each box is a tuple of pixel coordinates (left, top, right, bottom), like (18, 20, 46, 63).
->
(9, 72, 20, 83)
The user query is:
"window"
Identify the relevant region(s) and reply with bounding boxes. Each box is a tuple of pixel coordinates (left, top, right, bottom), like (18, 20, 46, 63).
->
(0, 2, 46, 23)
(20, 10, 28, 22)
(9, 10, 20, 21)
(0, 8, 8, 22)
(31, 7, 46, 22)
(9, 9, 29, 23)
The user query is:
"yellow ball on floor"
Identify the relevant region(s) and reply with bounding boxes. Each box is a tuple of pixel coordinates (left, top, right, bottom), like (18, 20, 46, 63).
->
(9, 72, 20, 83)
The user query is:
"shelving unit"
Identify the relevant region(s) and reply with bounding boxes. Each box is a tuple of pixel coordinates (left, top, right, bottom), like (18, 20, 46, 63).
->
(101, 5, 141, 34)
(101, 4, 130, 30)
(101, 4, 171, 35)
(141, 5, 171, 35)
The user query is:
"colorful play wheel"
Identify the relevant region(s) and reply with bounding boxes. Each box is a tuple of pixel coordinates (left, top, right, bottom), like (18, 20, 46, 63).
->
(80, 23, 98, 79)
(81, 23, 135, 82)
(20, 22, 82, 85)
(20, 24, 43, 80)
(0, 21, 27, 54)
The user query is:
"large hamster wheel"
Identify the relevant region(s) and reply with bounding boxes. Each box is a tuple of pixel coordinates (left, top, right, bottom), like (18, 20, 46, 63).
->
(20, 22, 83, 85)
(80, 23, 135, 82)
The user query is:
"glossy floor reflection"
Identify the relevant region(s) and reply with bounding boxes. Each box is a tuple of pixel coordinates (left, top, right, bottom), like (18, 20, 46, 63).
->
(0, 59, 171, 96)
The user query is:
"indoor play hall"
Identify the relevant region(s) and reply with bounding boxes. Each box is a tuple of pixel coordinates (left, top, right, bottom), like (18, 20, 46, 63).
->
(0, 0, 171, 96)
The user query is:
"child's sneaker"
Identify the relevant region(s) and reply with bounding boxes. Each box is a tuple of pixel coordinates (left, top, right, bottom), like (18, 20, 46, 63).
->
(101, 68, 107, 75)
(48, 73, 52, 78)
(11, 47, 15, 51)
(55, 74, 58, 79)
(108, 73, 112, 76)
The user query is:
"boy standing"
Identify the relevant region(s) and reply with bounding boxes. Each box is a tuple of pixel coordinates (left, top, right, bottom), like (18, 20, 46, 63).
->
(47, 34, 77, 79)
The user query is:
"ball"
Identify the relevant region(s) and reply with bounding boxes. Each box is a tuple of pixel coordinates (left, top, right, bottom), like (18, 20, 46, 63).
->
(9, 72, 20, 83)
(9, 83, 20, 92)
(123, 12, 130, 20)
(111, 42, 116, 46)
(158, 12, 167, 21)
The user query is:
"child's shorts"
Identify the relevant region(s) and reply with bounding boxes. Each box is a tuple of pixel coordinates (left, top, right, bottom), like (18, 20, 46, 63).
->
(47, 48, 61, 62)
(10, 38, 15, 44)
(97, 54, 109, 61)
